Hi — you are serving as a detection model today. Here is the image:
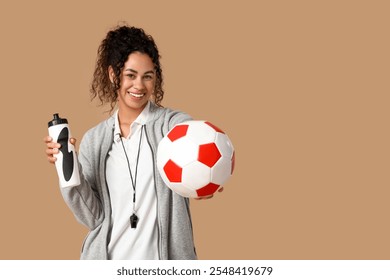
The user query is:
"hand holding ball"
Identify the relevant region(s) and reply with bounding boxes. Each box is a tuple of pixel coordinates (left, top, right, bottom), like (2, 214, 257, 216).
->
(157, 120, 235, 198)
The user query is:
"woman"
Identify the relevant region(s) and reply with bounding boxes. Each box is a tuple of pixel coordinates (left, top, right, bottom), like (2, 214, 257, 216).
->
(44, 24, 220, 260)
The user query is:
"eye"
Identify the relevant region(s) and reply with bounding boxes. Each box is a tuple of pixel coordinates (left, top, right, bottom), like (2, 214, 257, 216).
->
(126, 74, 136, 79)
(143, 75, 154, 81)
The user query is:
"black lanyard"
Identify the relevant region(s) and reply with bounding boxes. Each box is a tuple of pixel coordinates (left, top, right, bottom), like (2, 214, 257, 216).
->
(118, 125, 145, 228)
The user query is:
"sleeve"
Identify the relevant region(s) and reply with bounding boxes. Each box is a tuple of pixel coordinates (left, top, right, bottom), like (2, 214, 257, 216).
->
(166, 109, 193, 132)
(59, 132, 104, 230)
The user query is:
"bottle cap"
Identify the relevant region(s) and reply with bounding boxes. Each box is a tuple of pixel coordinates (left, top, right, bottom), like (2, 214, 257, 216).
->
(48, 113, 68, 127)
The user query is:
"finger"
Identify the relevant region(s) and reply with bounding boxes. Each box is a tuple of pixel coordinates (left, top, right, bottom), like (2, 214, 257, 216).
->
(47, 155, 57, 164)
(218, 187, 224, 193)
(195, 194, 214, 200)
(46, 142, 61, 149)
(46, 147, 59, 156)
(44, 135, 61, 148)
(43, 136, 53, 143)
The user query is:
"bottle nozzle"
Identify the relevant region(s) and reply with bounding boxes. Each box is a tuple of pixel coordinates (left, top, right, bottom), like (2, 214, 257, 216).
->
(48, 113, 68, 127)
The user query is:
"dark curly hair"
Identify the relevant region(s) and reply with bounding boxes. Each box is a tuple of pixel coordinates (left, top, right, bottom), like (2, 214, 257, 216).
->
(90, 24, 164, 113)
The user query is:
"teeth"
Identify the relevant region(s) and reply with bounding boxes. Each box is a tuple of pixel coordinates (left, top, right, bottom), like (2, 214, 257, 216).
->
(129, 92, 145, 98)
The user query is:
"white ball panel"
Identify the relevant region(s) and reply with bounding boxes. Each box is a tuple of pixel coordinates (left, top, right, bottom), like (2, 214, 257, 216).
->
(182, 161, 211, 189)
(185, 121, 216, 145)
(168, 182, 197, 198)
(156, 137, 173, 171)
(211, 156, 232, 185)
(214, 132, 234, 158)
(169, 137, 198, 166)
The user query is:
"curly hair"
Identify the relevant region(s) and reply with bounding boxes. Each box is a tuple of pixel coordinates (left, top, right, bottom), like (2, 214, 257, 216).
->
(90, 24, 164, 113)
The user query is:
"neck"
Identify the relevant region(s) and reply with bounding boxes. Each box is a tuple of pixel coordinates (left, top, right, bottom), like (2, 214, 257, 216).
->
(118, 110, 139, 127)
(117, 103, 148, 138)
(118, 104, 146, 126)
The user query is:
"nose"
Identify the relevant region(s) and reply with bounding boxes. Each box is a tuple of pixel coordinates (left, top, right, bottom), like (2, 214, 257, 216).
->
(133, 77, 145, 91)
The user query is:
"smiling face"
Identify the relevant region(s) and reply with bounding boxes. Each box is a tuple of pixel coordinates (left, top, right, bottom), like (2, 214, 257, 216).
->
(110, 51, 156, 116)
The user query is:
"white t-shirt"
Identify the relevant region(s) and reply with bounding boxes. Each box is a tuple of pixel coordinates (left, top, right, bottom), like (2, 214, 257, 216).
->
(105, 102, 159, 259)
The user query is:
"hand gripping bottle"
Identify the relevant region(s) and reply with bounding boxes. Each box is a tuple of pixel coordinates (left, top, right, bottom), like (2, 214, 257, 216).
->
(48, 113, 80, 188)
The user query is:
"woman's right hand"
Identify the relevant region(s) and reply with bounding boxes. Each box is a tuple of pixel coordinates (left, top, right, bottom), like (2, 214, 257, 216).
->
(43, 136, 77, 164)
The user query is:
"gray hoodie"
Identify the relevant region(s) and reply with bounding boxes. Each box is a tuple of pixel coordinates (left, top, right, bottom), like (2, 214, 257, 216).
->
(60, 103, 197, 259)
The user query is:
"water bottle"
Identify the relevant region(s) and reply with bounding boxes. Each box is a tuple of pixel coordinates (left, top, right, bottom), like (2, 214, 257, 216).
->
(48, 113, 80, 188)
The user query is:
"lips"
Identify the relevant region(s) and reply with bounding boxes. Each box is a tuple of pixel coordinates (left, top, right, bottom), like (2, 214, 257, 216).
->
(128, 92, 145, 98)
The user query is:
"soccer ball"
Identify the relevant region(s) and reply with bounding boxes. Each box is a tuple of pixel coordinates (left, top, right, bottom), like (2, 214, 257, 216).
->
(157, 120, 235, 198)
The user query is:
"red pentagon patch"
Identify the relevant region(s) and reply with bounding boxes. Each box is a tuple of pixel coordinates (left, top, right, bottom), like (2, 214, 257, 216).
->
(196, 182, 220, 197)
(205, 121, 225, 134)
(167, 124, 189, 142)
(198, 143, 221, 168)
(163, 160, 182, 182)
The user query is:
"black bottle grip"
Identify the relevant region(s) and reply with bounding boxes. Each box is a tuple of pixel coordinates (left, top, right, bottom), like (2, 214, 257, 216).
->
(57, 127, 74, 182)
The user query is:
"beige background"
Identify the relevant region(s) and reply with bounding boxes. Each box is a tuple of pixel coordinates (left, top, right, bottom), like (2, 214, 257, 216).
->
(0, 0, 389, 259)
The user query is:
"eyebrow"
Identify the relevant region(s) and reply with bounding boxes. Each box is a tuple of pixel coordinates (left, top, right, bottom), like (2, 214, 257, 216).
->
(125, 68, 155, 75)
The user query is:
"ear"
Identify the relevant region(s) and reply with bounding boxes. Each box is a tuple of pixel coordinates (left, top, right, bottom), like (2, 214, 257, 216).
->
(108, 66, 115, 83)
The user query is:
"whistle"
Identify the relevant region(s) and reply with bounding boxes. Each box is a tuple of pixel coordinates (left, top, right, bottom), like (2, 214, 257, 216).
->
(130, 213, 139, 229)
